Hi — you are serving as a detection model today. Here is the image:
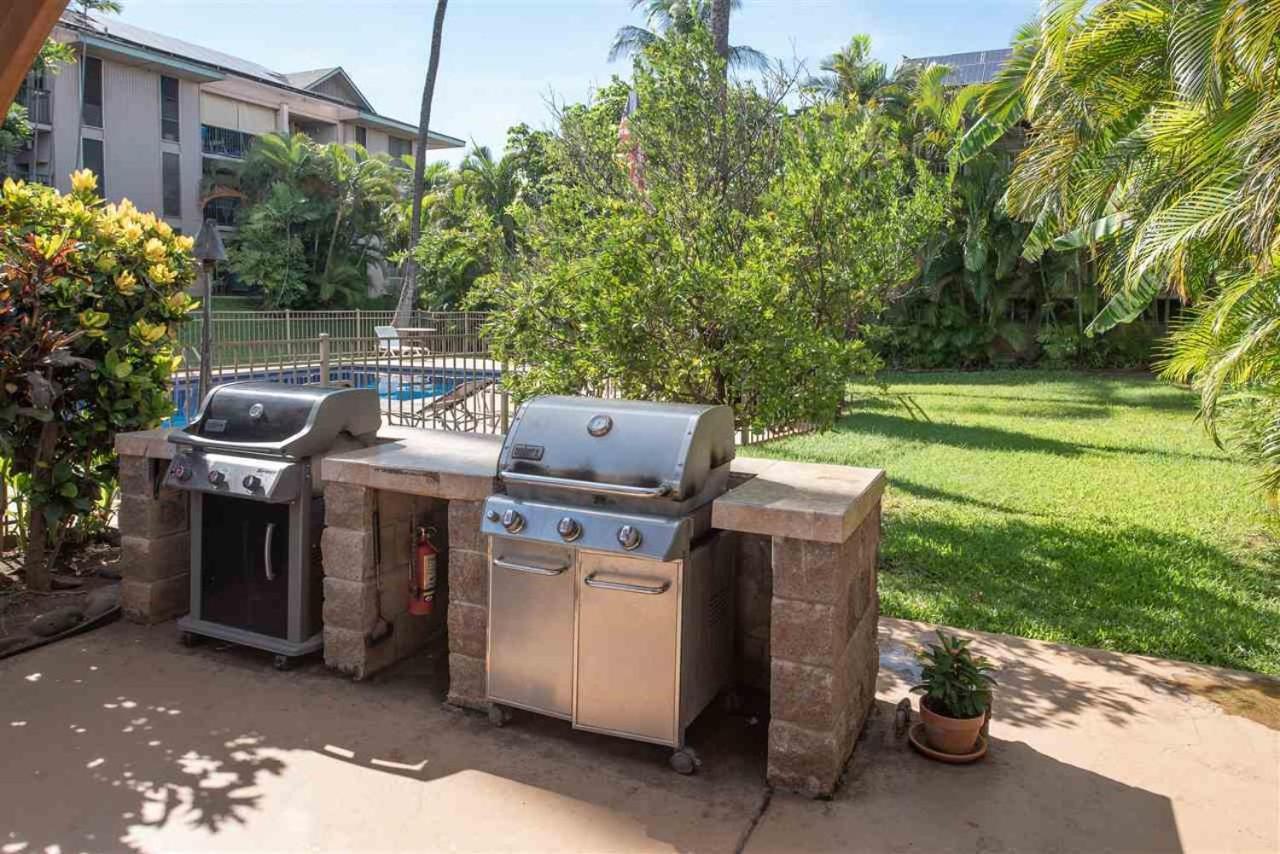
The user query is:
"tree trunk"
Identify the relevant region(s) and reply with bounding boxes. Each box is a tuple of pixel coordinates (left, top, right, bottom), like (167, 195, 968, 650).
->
(405, 0, 450, 311)
(709, 0, 731, 60)
(22, 419, 59, 592)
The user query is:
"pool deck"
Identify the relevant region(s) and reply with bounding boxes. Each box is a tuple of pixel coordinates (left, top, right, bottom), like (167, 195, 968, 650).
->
(1, 615, 1275, 852)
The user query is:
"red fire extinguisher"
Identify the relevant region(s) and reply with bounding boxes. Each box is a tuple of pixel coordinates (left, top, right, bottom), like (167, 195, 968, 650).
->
(410, 526, 437, 616)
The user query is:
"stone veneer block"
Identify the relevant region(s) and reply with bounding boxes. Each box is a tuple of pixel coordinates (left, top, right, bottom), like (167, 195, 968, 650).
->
(319, 527, 376, 581)
(120, 532, 190, 584)
(324, 625, 396, 680)
(447, 652, 488, 711)
(765, 499, 881, 798)
(447, 500, 485, 552)
(118, 492, 188, 540)
(118, 455, 157, 497)
(324, 483, 375, 530)
(448, 547, 488, 608)
(322, 577, 379, 633)
(447, 601, 488, 659)
(121, 574, 189, 624)
(767, 719, 847, 798)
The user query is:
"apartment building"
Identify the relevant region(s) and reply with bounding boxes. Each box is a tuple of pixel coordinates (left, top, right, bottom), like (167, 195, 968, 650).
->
(9, 12, 464, 235)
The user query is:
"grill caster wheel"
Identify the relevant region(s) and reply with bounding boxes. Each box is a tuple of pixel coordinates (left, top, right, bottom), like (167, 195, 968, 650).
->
(669, 748, 699, 775)
(272, 654, 293, 671)
(488, 704, 511, 728)
(179, 631, 200, 647)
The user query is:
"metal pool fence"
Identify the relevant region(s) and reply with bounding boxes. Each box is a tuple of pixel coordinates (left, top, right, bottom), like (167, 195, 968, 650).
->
(176, 310, 489, 367)
(169, 310, 814, 444)
(170, 333, 510, 434)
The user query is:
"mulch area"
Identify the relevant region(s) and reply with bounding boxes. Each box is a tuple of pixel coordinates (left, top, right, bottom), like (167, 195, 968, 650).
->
(0, 540, 122, 651)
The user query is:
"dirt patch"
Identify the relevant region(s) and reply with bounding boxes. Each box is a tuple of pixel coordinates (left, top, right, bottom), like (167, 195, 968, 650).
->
(0, 541, 121, 649)
(1179, 676, 1280, 731)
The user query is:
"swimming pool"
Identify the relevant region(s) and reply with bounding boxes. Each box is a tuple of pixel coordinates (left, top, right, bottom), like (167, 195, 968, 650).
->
(163, 364, 498, 428)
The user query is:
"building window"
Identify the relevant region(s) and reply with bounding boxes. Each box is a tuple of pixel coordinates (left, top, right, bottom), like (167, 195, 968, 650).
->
(202, 196, 240, 228)
(388, 136, 412, 158)
(355, 125, 367, 147)
(160, 76, 180, 142)
(82, 138, 105, 195)
(82, 57, 103, 128)
(162, 152, 181, 218)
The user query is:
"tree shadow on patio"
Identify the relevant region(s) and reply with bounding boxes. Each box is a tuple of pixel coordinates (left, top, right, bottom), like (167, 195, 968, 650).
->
(769, 698, 1188, 854)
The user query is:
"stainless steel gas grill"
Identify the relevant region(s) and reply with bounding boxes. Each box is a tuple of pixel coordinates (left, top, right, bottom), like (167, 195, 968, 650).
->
(164, 381, 381, 668)
(482, 396, 737, 773)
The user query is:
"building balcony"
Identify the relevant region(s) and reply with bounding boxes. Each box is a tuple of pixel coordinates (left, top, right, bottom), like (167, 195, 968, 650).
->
(16, 88, 52, 126)
(201, 125, 256, 159)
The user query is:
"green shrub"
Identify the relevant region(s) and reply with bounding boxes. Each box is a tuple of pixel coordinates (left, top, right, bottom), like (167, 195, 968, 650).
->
(471, 31, 945, 430)
(0, 171, 197, 587)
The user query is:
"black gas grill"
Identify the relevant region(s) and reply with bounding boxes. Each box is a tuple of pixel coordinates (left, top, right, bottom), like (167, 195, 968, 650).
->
(164, 381, 381, 667)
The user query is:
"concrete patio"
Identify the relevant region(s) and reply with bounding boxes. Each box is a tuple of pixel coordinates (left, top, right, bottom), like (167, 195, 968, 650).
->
(1, 616, 1276, 853)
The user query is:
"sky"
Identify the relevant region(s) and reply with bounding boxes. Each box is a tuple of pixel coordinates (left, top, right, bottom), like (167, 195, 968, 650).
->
(110, 0, 1039, 165)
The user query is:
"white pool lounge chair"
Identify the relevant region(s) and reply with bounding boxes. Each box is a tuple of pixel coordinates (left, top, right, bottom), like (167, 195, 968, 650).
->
(374, 325, 429, 356)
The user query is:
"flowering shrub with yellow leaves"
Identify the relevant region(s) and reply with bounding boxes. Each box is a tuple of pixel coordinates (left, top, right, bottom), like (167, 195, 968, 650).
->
(0, 170, 197, 587)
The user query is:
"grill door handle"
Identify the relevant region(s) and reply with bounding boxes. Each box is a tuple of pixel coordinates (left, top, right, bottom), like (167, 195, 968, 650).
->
(499, 471, 671, 498)
(583, 573, 670, 595)
(263, 523, 276, 582)
(494, 557, 569, 576)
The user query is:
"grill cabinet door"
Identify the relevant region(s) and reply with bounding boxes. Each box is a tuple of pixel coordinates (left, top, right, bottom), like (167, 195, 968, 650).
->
(574, 552, 680, 745)
(487, 538, 575, 718)
(201, 494, 290, 638)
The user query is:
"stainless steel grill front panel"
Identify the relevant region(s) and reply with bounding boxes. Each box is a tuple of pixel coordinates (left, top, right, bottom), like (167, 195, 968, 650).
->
(573, 551, 681, 744)
(480, 495, 694, 561)
(486, 538, 576, 719)
(484, 395, 738, 758)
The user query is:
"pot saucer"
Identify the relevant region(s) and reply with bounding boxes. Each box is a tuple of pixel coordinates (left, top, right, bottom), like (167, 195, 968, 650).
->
(907, 721, 988, 764)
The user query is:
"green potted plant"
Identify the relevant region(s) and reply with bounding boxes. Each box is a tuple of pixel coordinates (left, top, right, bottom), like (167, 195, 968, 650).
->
(911, 631, 996, 755)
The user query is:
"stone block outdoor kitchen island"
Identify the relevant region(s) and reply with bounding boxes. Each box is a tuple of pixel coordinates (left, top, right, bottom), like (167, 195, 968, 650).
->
(114, 425, 884, 798)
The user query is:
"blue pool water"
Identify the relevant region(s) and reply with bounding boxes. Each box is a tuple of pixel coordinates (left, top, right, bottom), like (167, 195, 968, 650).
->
(163, 364, 494, 428)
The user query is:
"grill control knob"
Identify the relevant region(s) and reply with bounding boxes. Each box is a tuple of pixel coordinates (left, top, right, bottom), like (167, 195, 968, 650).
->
(486, 509, 500, 522)
(556, 516, 582, 542)
(501, 509, 525, 534)
(242, 474, 262, 491)
(617, 525, 642, 551)
(207, 469, 226, 486)
(171, 464, 191, 482)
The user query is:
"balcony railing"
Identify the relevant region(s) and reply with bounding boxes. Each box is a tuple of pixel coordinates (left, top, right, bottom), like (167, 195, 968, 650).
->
(17, 89, 51, 125)
(201, 125, 255, 159)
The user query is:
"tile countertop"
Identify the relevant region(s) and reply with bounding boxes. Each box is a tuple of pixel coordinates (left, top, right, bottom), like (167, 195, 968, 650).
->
(114, 428, 887, 543)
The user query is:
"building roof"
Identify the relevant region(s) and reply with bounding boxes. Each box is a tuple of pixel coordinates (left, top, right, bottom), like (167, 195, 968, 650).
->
(283, 68, 339, 89)
(903, 48, 1014, 86)
(58, 12, 462, 147)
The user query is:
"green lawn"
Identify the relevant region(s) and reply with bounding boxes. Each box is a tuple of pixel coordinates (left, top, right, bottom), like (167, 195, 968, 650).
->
(744, 371, 1280, 675)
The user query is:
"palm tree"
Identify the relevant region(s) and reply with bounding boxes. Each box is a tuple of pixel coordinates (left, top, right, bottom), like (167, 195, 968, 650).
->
(609, 0, 767, 70)
(402, 0, 449, 322)
(804, 35, 895, 103)
(456, 145, 521, 250)
(320, 143, 396, 299)
(958, 0, 1280, 498)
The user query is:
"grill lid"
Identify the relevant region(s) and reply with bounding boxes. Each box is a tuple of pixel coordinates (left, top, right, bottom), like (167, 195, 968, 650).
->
(169, 381, 381, 458)
(498, 396, 735, 505)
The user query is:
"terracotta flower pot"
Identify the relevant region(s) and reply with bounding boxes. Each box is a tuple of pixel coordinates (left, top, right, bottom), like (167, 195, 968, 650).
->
(919, 698, 986, 755)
